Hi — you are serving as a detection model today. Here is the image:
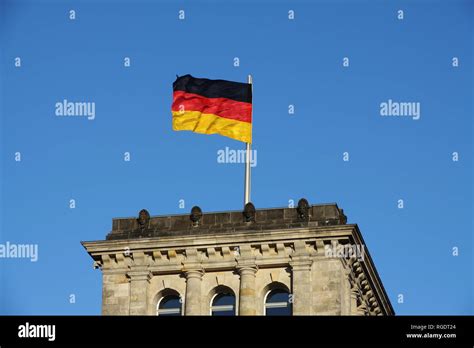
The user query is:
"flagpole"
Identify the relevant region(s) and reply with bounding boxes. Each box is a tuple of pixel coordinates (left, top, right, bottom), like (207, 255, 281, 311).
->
(244, 74, 252, 206)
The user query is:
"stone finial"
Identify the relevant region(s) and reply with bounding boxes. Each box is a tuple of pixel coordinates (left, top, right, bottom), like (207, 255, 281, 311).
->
(339, 209, 348, 224)
(137, 209, 150, 230)
(296, 198, 310, 221)
(243, 202, 256, 222)
(190, 206, 203, 226)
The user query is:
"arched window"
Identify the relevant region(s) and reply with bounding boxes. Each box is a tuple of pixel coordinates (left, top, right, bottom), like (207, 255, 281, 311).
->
(157, 295, 182, 316)
(211, 292, 236, 316)
(264, 288, 292, 316)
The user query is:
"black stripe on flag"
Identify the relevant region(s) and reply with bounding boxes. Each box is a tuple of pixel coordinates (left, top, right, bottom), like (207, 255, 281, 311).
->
(173, 74, 252, 103)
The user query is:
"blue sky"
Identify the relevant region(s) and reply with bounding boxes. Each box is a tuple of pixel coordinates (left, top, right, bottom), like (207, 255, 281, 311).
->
(0, 0, 472, 315)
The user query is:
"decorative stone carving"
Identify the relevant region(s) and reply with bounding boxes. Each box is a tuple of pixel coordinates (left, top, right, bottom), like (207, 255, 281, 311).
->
(339, 209, 348, 224)
(296, 198, 310, 221)
(190, 206, 203, 227)
(243, 202, 256, 222)
(137, 209, 150, 230)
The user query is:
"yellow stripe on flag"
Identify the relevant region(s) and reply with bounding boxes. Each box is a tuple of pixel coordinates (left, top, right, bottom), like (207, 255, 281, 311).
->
(172, 111, 252, 143)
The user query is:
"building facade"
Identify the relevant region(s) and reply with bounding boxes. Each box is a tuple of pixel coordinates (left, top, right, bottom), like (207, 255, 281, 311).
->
(82, 199, 394, 316)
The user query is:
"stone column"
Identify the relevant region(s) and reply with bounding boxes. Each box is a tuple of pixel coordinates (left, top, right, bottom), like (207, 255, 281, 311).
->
(340, 268, 352, 315)
(290, 240, 313, 315)
(184, 269, 204, 315)
(127, 268, 152, 315)
(237, 264, 258, 315)
(236, 245, 258, 316)
(289, 256, 313, 315)
(183, 249, 204, 316)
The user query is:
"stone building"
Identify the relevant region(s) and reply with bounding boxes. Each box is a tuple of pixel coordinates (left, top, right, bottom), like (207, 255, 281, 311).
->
(81, 199, 394, 316)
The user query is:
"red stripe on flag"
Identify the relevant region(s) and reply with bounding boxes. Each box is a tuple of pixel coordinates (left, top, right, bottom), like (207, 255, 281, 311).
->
(172, 91, 252, 123)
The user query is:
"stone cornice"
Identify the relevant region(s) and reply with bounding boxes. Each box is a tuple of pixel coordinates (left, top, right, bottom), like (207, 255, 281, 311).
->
(348, 225, 395, 316)
(82, 224, 356, 254)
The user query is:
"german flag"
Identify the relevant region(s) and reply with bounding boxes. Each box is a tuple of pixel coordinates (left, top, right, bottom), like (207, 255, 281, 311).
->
(172, 75, 252, 143)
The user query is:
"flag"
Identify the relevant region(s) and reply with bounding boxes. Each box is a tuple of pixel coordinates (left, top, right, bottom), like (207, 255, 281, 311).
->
(172, 75, 252, 143)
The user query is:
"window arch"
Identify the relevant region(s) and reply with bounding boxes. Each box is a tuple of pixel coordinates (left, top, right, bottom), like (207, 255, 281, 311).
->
(156, 289, 182, 316)
(264, 284, 292, 316)
(209, 286, 236, 316)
